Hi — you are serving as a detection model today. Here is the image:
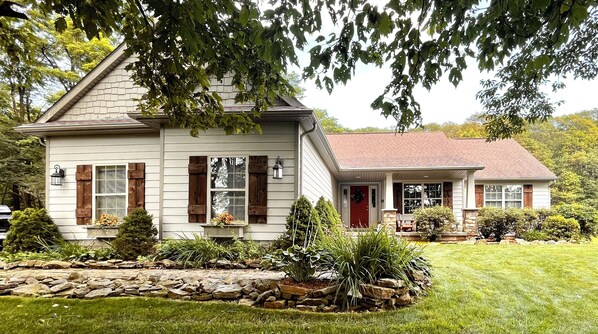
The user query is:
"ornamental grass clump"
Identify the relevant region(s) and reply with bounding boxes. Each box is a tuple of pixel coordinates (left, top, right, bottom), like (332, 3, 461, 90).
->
(112, 208, 157, 259)
(320, 228, 430, 310)
(4, 208, 63, 253)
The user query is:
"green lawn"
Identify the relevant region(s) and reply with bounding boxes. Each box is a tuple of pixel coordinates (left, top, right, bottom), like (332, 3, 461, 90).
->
(2, 241, 597, 334)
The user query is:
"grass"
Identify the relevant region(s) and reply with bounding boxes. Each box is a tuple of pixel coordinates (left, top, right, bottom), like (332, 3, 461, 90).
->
(2, 241, 597, 334)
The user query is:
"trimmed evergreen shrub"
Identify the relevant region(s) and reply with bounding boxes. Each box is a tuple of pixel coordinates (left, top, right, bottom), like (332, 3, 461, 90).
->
(272, 196, 321, 249)
(543, 215, 581, 241)
(477, 207, 523, 241)
(4, 208, 63, 253)
(413, 206, 457, 241)
(112, 208, 158, 259)
(514, 208, 540, 238)
(315, 196, 343, 233)
(554, 203, 598, 239)
(521, 230, 549, 241)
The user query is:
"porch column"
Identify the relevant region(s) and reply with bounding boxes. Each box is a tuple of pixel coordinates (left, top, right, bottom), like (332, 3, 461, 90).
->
(466, 171, 476, 209)
(381, 173, 396, 236)
(384, 173, 394, 210)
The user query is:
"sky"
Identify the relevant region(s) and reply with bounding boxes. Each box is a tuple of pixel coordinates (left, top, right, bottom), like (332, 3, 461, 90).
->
(297, 61, 598, 130)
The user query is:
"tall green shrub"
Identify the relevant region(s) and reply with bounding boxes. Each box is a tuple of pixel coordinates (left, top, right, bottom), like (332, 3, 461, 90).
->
(477, 207, 523, 241)
(4, 208, 63, 253)
(315, 197, 342, 233)
(554, 203, 598, 239)
(543, 215, 581, 241)
(112, 208, 158, 259)
(273, 196, 321, 249)
(413, 206, 456, 241)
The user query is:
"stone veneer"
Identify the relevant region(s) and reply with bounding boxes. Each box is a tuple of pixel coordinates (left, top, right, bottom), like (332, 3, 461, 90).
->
(381, 209, 398, 236)
(0, 261, 431, 312)
(462, 209, 479, 237)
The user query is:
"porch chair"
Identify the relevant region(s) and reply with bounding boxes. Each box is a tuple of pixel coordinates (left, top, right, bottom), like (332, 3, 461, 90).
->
(396, 213, 415, 232)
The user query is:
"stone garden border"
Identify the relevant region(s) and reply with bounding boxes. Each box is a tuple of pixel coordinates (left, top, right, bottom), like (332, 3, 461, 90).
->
(0, 265, 431, 312)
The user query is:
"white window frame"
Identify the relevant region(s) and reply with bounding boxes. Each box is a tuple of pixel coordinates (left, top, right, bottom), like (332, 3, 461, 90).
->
(402, 182, 443, 214)
(91, 164, 128, 222)
(207, 155, 249, 224)
(483, 184, 523, 208)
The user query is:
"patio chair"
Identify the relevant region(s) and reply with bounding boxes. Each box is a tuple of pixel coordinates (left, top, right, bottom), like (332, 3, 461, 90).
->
(396, 213, 415, 232)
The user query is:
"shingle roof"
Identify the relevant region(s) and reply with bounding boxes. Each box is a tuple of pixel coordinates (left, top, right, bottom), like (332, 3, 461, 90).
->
(326, 132, 556, 180)
(453, 138, 557, 180)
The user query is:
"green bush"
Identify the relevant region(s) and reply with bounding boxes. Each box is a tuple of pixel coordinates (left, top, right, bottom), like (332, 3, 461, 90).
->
(521, 230, 549, 241)
(477, 207, 523, 241)
(112, 208, 158, 259)
(413, 206, 457, 241)
(320, 228, 430, 310)
(315, 197, 343, 233)
(273, 196, 321, 249)
(40, 239, 116, 261)
(543, 215, 581, 241)
(155, 235, 265, 267)
(263, 245, 330, 283)
(514, 208, 540, 237)
(554, 203, 598, 239)
(4, 208, 63, 253)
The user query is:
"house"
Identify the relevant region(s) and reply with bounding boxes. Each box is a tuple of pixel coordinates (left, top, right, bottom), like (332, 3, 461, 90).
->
(16, 45, 557, 241)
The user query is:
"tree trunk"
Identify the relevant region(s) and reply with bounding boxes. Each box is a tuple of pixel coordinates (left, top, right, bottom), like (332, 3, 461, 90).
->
(11, 184, 20, 211)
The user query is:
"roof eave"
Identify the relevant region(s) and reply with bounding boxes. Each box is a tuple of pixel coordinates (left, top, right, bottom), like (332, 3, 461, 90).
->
(14, 121, 157, 137)
(338, 166, 485, 172)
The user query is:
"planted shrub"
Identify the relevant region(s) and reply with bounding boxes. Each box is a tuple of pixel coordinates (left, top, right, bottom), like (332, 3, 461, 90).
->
(521, 230, 549, 241)
(320, 228, 430, 310)
(477, 207, 523, 241)
(155, 235, 265, 267)
(315, 197, 343, 233)
(273, 196, 321, 249)
(543, 215, 581, 241)
(263, 245, 330, 282)
(554, 203, 598, 239)
(40, 239, 116, 261)
(413, 206, 457, 241)
(4, 208, 63, 253)
(514, 208, 540, 237)
(112, 208, 158, 259)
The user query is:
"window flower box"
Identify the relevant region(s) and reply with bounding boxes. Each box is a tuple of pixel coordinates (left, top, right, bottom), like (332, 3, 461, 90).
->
(200, 223, 247, 239)
(86, 226, 120, 239)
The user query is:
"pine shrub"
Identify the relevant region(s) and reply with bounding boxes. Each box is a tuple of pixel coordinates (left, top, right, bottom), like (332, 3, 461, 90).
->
(315, 196, 343, 233)
(112, 208, 158, 259)
(4, 208, 63, 253)
(273, 196, 321, 249)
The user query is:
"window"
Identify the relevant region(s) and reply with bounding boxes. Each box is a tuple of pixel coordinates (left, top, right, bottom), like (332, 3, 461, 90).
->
(403, 183, 442, 214)
(484, 185, 523, 208)
(209, 157, 247, 223)
(95, 165, 127, 219)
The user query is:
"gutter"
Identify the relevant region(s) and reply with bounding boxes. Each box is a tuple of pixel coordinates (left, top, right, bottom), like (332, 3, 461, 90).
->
(298, 120, 317, 197)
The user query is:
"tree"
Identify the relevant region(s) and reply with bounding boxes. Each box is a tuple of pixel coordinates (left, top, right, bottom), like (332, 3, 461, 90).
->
(2, 1, 594, 138)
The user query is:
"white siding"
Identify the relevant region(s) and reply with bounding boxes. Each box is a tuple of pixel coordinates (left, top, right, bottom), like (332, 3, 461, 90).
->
(452, 180, 464, 223)
(47, 134, 161, 240)
(162, 123, 297, 241)
(301, 132, 336, 204)
(57, 58, 144, 121)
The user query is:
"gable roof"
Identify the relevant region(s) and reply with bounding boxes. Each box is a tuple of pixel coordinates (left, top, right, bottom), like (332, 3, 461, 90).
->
(453, 138, 557, 180)
(326, 132, 556, 180)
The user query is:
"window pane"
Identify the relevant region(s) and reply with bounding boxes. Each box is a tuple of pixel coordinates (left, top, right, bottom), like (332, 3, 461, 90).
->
(485, 201, 503, 208)
(95, 195, 126, 219)
(504, 185, 522, 200)
(96, 166, 126, 195)
(424, 183, 442, 199)
(211, 157, 246, 189)
(211, 191, 246, 222)
(403, 184, 422, 199)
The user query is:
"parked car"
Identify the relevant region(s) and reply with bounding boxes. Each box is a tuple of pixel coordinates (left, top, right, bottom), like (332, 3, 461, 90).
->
(0, 205, 11, 248)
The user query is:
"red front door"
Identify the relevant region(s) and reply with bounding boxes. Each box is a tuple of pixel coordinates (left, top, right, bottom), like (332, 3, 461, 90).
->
(350, 186, 369, 228)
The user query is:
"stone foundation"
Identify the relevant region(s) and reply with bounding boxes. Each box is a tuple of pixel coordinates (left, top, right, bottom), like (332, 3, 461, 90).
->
(462, 209, 479, 237)
(0, 267, 431, 312)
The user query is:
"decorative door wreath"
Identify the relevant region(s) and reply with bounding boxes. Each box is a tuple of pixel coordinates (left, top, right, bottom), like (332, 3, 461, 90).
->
(351, 188, 365, 204)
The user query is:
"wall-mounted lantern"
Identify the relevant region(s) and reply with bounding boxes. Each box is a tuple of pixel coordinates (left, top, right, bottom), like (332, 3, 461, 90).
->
(51, 165, 66, 186)
(273, 157, 283, 179)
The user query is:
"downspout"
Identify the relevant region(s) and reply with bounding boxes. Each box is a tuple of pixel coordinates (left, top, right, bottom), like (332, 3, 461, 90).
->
(298, 120, 317, 198)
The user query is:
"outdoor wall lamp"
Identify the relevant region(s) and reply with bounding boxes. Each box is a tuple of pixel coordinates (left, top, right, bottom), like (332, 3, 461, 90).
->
(273, 157, 283, 179)
(50, 165, 66, 186)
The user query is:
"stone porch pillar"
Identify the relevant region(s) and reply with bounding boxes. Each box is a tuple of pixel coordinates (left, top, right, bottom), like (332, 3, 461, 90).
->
(382, 173, 396, 236)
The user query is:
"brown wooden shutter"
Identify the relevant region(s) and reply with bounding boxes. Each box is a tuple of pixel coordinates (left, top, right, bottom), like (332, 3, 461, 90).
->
(128, 163, 145, 213)
(393, 182, 403, 214)
(248, 156, 268, 224)
(475, 184, 484, 208)
(188, 156, 208, 223)
(75, 165, 93, 225)
(523, 184, 533, 208)
(443, 182, 453, 209)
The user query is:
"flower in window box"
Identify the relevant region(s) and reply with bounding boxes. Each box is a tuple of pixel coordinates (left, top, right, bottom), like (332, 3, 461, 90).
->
(211, 212, 244, 227)
(94, 213, 120, 227)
